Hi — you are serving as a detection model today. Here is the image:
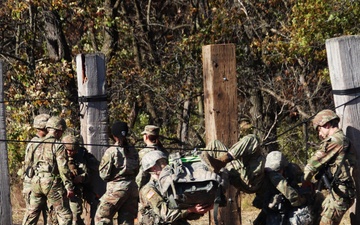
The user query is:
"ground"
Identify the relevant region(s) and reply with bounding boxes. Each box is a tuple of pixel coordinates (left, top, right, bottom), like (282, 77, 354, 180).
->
(11, 185, 351, 225)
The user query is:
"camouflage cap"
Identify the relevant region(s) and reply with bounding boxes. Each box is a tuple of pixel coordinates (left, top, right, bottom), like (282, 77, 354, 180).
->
(264, 151, 289, 172)
(33, 114, 50, 129)
(141, 150, 167, 171)
(141, 125, 160, 136)
(62, 134, 80, 151)
(46, 116, 67, 131)
(312, 109, 339, 130)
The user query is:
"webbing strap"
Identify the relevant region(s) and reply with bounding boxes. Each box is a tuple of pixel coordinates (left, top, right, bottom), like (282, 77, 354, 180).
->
(332, 86, 360, 95)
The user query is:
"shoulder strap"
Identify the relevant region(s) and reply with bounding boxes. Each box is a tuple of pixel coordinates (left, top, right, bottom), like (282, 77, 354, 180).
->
(33, 136, 57, 168)
(28, 136, 54, 166)
(330, 141, 350, 186)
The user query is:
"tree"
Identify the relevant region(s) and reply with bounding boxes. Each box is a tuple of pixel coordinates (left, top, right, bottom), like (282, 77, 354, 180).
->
(1, 0, 360, 183)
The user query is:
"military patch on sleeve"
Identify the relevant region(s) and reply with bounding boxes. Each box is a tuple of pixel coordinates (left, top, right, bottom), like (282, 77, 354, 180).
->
(146, 190, 155, 200)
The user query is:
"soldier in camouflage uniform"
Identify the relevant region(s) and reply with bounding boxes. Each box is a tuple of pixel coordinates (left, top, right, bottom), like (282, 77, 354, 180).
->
(136, 125, 169, 189)
(254, 151, 311, 225)
(303, 109, 356, 225)
(63, 134, 98, 225)
(201, 134, 265, 193)
(95, 121, 139, 225)
(22, 114, 51, 224)
(22, 116, 75, 225)
(138, 150, 213, 225)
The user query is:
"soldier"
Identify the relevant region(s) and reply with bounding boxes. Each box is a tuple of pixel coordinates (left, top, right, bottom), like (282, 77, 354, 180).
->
(136, 125, 169, 189)
(303, 109, 356, 225)
(95, 121, 139, 225)
(201, 134, 265, 194)
(138, 150, 213, 225)
(254, 151, 311, 225)
(22, 116, 75, 225)
(63, 134, 100, 225)
(22, 114, 51, 224)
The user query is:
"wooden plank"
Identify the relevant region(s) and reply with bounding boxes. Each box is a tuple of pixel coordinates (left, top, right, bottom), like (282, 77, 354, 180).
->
(0, 61, 12, 225)
(76, 54, 109, 160)
(202, 44, 241, 225)
(326, 35, 360, 224)
(76, 54, 108, 225)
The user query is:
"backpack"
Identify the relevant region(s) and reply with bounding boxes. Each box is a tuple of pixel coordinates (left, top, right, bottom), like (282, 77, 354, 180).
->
(158, 152, 227, 209)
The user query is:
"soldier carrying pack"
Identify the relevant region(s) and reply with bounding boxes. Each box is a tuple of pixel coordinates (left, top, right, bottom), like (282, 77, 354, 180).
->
(157, 152, 227, 210)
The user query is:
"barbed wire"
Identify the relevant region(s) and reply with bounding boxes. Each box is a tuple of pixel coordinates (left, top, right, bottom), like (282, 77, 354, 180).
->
(262, 95, 360, 147)
(2, 91, 360, 152)
(1, 138, 228, 152)
(0, 97, 68, 104)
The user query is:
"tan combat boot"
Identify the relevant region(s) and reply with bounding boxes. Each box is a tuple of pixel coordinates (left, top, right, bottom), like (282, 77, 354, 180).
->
(201, 152, 231, 173)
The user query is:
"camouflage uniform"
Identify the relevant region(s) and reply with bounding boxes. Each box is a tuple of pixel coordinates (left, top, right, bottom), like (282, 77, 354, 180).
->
(304, 129, 355, 225)
(225, 134, 265, 193)
(254, 151, 311, 225)
(139, 179, 196, 225)
(95, 132, 140, 225)
(136, 125, 169, 189)
(22, 116, 74, 225)
(22, 114, 51, 224)
(138, 150, 202, 225)
(64, 134, 100, 225)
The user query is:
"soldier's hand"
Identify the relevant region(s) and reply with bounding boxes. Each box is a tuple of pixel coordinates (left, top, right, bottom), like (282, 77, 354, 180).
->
(187, 203, 214, 214)
(73, 175, 84, 184)
(67, 189, 75, 198)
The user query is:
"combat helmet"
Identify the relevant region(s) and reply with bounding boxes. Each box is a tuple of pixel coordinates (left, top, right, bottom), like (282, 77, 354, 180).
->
(62, 134, 80, 151)
(46, 116, 67, 131)
(265, 151, 289, 172)
(141, 150, 168, 171)
(33, 114, 50, 129)
(312, 109, 339, 130)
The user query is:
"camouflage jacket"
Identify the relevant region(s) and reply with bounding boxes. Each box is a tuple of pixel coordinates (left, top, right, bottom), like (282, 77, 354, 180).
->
(304, 129, 356, 187)
(22, 135, 44, 192)
(32, 133, 74, 191)
(99, 143, 139, 182)
(266, 170, 305, 207)
(68, 147, 99, 193)
(139, 179, 191, 225)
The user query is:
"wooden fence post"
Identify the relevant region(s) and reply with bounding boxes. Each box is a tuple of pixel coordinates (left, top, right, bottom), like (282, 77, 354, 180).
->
(326, 35, 360, 225)
(202, 44, 241, 225)
(76, 53, 108, 224)
(0, 61, 12, 225)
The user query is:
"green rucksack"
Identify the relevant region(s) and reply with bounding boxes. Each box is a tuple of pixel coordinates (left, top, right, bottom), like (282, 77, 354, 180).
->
(158, 152, 227, 209)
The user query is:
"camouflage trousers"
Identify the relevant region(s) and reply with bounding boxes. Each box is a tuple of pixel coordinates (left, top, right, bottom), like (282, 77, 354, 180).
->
(319, 190, 354, 225)
(69, 194, 85, 225)
(22, 175, 72, 225)
(206, 136, 264, 194)
(23, 180, 52, 224)
(95, 180, 138, 225)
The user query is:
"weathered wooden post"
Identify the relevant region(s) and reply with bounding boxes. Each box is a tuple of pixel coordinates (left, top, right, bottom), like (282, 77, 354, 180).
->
(0, 61, 12, 225)
(76, 53, 108, 224)
(326, 35, 360, 224)
(202, 44, 241, 225)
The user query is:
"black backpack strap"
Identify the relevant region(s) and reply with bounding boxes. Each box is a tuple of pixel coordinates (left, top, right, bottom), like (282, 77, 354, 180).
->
(213, 185, 227, 225)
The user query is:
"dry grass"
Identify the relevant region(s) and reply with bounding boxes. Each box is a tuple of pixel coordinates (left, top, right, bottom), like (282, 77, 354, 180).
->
(12, 185, 351, 225)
